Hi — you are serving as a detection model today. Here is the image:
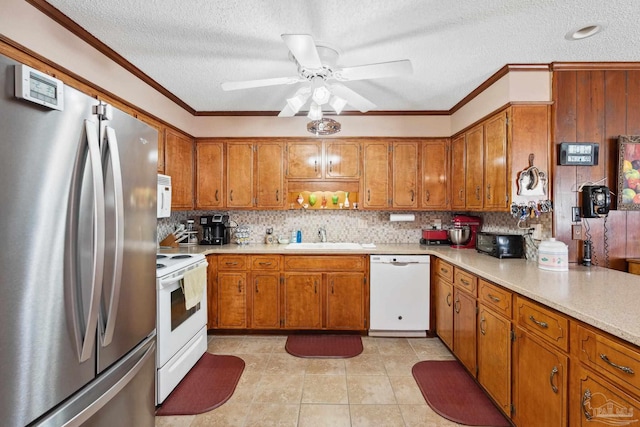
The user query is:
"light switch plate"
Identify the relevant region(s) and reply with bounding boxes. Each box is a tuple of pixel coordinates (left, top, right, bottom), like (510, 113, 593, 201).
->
(572, 224, 583, 240)
(532, 224, 542, 240)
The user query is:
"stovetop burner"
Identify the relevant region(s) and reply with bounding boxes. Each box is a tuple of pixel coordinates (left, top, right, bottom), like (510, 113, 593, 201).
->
(156, 252, 205, 278)
(171, 255, 192, 259)
(157, 254, 168, 259)
(157, 263, 166, 269)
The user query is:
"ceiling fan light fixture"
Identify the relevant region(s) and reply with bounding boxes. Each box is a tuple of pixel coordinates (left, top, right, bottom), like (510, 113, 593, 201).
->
(311, 77, 331, 105)
(307, 102, 323, 120)
(329, 95, 347, 114)
(286, 87, 311, 114)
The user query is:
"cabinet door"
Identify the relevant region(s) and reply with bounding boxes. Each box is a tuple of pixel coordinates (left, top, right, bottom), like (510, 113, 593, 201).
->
(453, 287, 476, 375)
(435, 276, 454, 350)
(325, 140, 360, 179)
(326, 273, 365, 329)
(256, 141, 284, 208)
(157, 127, 165, 173)
(195, 141, 224, 209)
(226, 142, 254, 208)
(421, 139, 449, 210)
(217, 272, 247, 328)
(450, 135, 466, 210)
(465, 125, 484, 210)
(362, 141, 390, 208)
(477, 305, 511, 414)
(392, 140, 419, 208)
(513, 326, 568, 427)
(282, 273, 322, 329)
(250, 272, 280, 329)
(164, 128, 194, 210)
(571, 365, 640, 427)
(484, 111, 508, 210)
(206, 255, 217, 329)
(287, 142, 322, 179)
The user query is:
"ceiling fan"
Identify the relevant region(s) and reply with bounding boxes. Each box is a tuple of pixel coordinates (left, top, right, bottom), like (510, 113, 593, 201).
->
(220, 34, 413, 118)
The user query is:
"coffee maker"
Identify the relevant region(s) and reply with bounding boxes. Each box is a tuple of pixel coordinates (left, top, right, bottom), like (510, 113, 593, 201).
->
(200, 214, 229, 245)
(450, 214, 482, 249)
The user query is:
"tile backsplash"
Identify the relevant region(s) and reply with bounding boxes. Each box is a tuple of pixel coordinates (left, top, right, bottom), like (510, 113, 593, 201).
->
(158, 209, 551, 261)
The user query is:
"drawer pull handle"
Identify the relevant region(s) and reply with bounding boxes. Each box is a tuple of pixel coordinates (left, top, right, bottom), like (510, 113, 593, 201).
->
(549, 366, 559, 393)
(582, 389, 593, 421)
(487, 294, 501, 302)
(259, 262, 272, 266)
(460, 278, 470, 286)
(454, 297, 461, 313)
(225, 261, 238, 266)
(480, 316, 486, 335)
(600, 354, 635, 375)
(440, 267, 449, 275)
(529, 315, 548, 329)
(446, 293, 452, 307)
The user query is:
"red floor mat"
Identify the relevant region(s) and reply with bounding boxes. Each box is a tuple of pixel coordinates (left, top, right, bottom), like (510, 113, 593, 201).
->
(412, 360, 511, 426)
(155, 353, 244, 416)
(285, 335, 363, 358)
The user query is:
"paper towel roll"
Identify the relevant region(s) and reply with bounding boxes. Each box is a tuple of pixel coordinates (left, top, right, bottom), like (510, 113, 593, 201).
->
(389, 214, 415, 222)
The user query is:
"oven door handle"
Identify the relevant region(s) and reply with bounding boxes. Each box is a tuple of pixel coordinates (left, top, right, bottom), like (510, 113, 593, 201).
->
(160, 274, 184, 288)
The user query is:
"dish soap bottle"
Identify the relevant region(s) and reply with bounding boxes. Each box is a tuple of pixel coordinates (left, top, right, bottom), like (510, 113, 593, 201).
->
(344, 192, 350, 208)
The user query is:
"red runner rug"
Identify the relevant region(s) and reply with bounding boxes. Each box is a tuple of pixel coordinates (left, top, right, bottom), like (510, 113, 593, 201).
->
(155, 353, 244, 416)
(412, 360, 511, 426)
(285, 335, 363, 358)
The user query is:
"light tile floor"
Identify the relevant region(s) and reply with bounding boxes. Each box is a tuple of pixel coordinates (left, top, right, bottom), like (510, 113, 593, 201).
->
(155, 335, 477, 427)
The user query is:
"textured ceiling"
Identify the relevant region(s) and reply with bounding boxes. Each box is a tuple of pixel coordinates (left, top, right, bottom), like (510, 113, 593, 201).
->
(43, 0, 640, 114)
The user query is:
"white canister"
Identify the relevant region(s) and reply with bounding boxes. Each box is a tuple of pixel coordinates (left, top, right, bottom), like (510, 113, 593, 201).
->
(538, 238, 569, 271)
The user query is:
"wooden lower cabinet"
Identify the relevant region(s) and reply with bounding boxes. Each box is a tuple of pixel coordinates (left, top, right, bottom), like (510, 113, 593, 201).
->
(512, 326, 568, 427)
(249, 271, 280, 329)
(570, 365, 640, 427)
(217, 271, 247, 328)
(434, 275, 453, 350)
(282, 273, 322, 329)
(453, 287, 477, 374)
(477, 304, 511, 414)
(326, 272, 365, 329)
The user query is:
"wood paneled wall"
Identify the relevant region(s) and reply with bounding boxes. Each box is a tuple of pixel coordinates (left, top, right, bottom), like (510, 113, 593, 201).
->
(553, 67, 640, 271)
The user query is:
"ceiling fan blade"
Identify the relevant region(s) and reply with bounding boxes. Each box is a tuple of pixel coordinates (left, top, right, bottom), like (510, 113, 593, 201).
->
(221, 76, 300, 91)
(329, 84, 377, 113)
(336, 59, 413, 81)
(281, 34, 322, 69)
(278, 104, 296, 117)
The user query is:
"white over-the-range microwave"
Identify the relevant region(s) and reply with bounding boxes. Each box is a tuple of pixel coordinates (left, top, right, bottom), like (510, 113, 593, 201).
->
(157, 174, 171, 218)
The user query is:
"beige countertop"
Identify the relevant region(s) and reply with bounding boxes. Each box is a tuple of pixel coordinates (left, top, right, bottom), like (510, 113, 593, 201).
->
(161, 243, 640, 347)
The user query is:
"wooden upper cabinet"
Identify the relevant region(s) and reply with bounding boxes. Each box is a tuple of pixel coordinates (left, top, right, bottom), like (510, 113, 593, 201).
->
(195, 140, 224, 209)
(484, 110, 508, 210)
(392, 140, 419, 209)
(362, 140, 390, 208)
(164, 128, 194, 210)
(450, 135, 466, 210)
(465, 125, 484, 210)
(421, 139, 449, 210)
(255, 141, 284, 208)
(157, 128, 165, 173)
(325, 140, 361, 179)
(226, 142, 254, 208)
(286, 141, 322, 179)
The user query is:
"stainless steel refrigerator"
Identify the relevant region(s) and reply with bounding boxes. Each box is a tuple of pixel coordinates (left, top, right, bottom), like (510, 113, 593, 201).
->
(0, 53, 158, 426)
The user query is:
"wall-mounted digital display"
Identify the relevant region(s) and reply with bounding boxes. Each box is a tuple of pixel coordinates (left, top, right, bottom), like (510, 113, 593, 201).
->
(14, 64, 64, 111)
(558, 142, 599, 166)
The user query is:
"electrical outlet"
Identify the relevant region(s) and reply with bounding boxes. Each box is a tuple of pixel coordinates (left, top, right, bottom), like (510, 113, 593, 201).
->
(358, 219, 368, 229)
(532, 224, 542, 240)
(572, 224, 583, 240)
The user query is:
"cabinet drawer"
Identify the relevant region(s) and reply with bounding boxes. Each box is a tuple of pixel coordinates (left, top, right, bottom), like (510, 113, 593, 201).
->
(575, 324, 640, 395)
(251, 255, 281, 271)
(284, 255, 365, 272)
(478, 279, 512, 317)
(454, 268, 477, 296)
(218, 255, 248, 270)
(515, 296, 568, 352)
(435, 258, 454, 282)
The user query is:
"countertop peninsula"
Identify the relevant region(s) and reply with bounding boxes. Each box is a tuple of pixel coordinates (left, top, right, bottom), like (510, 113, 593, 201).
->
(162, 243, 640, 347)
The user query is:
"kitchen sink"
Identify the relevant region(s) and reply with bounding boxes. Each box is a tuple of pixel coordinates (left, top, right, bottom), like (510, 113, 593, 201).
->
(285, 242, 363, 250)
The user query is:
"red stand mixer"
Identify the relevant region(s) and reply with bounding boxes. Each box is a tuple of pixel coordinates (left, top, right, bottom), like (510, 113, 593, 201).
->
(450, 215, 482, 249)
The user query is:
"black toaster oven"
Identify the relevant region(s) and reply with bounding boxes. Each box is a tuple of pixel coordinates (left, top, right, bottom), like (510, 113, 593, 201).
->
(476, 232, 524, 259)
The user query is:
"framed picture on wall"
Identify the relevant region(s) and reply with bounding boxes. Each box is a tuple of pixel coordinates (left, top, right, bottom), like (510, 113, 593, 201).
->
(618, 135, 640, 210)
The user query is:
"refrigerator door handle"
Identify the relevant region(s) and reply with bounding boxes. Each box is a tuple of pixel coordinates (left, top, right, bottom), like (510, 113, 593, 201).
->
(69, 120, 105, 362)
(100, 126, 124, 347)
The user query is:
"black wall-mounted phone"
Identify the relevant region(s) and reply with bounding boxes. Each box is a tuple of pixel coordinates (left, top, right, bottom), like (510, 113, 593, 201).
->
(581, 185, 611, 218)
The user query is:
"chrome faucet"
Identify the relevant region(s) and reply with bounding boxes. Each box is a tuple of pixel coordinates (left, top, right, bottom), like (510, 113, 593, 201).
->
(318, 227, 327, 242)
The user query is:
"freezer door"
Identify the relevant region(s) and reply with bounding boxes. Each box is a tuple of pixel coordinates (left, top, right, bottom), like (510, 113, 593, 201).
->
(0, 55, 98, 425)
(97, 105, 158, 373)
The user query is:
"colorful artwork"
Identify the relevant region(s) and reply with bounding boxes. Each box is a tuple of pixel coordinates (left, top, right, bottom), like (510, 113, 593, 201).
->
(618, 135, 640, 210)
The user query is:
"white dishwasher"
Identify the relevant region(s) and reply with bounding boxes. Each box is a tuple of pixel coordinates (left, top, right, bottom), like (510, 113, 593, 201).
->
(369, 255, 430, 337)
